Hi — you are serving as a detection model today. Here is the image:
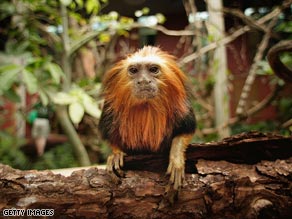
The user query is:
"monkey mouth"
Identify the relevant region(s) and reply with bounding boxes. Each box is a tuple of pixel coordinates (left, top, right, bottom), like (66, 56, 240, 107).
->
(135, 87, 157, 99)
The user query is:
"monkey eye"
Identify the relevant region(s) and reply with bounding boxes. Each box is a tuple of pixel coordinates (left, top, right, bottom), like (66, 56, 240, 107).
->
(149, 66, 159, 74)
(128, 67, 138, 75)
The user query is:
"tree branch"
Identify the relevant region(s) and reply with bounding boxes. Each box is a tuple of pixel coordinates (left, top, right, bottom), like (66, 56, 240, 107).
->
(179, 5, 284, 65)
(0, 132, 292, 218)
(223, 8, 279, 39)
(236, 16, 278, 116)
(57, 3, 91, 166)
(267, 40, 292, 83)
(202, 83, 282, 135)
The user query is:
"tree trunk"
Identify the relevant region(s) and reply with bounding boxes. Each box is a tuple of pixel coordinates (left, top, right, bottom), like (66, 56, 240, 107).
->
(206, 0, 230, 138)
(55, 3, 91, 166)
(55, 106, 91, 166)
(0, 132, 292, 219)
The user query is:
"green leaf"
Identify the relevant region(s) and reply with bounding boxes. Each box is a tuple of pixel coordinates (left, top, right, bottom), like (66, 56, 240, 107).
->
(39, 90, 49, 106)
(142, 7, 150, 15)
(109, 11, 119, 20)
(60, 0, 72, 6)
(23, 69, 38, 94)
(156, 13, 166, 24)
(275, 21, 292, 33)
(0, 64, 22, 91)
(0, 2, 15, 20)
(99, 33, 111, 43)
(3, 89, 21, 103)
(69, 102, 84, 125)
(85, 0, 100, 14)
(46, 62, 64, 84)
(75, 0, 83, 7)
(82, 94, 101, 118)
(52, 92, 77, 105)
(135, 10, 143, 17)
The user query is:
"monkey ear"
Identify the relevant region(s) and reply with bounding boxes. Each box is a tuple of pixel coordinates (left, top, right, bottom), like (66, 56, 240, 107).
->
(103, 61, 125, 87)
(166, 61, 187, 84)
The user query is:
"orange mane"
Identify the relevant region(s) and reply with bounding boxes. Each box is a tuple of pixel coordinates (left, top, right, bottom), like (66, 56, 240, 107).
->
(103, 46, 189, 151)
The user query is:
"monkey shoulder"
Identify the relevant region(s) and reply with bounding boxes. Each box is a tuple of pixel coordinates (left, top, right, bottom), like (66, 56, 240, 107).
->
(98, 102, 116, 139)
(172, 107, 196, 138)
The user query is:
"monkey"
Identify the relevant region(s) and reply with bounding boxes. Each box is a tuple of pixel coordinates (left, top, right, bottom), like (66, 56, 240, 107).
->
(98, 46, 196, 191)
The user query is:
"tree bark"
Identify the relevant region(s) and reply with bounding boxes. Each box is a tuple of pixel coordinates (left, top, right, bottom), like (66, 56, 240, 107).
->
(0, 132, 292, 219)
(207, 0, 230, 138)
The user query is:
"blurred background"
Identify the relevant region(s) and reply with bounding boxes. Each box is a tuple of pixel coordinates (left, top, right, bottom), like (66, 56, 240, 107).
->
(0, 0, 291, 170)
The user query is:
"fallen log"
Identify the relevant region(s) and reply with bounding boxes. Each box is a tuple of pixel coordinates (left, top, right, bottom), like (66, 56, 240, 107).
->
(0, 131, 292, 219)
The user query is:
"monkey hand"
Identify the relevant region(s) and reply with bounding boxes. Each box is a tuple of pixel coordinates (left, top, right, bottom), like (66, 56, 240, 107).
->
(163, 153, 185, 205)
(164, 135, 191, 204)
(106, 148, 126, 183)
(167, 135, 188, 190)
(166, 156, 185, 190)
(163, 156, 184, 205)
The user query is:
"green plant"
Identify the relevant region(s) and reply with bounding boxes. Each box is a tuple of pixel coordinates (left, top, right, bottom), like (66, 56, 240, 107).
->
(32, 143, 79, 170)
(0, 0, 131, 167)
(0, 131, 29, 169)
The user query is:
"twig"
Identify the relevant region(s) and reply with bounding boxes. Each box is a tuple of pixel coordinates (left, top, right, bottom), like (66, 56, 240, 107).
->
(131, 23, 199, 37)
(179, 5, 283, 65)
(267, 40, 292, 83)
(69, 23, 199, 57)
(282, 119, 292, 129)
(222, 8, 279, 39)
(236, 16, 278, 115)
(202, 83, 283, 135)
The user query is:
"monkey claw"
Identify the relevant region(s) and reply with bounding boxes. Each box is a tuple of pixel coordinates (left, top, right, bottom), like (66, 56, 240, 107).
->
(106, 151, 126, 180)
(166, 161, 185, 190)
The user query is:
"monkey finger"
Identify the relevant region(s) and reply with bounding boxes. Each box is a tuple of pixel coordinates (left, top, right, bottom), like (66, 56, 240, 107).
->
(173, 168, 184, 190)
(166, 165, 185, 190)
(113, 155, 121, 170)
(106, 155, 122, 184)
(111, 152, 125, 177)
(166, 163, 175, 184)
(106, 154, 114, 172)
(119, 152, 125, 167)
(166, 162, 173, 175)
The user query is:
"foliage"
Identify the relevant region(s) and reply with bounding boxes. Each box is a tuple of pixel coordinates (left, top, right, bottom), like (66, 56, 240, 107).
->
(52, 85, 102, 125)
(0, 0, 138, 123)
(231, 121, 290, 136)
(0, 131, 29, 169)
(31, 143, 79, 170)
(278, 97, 292, 124)
(0, 126, 79, 170)
(0, 51, 64, 106)
(0, 0, 140, 168)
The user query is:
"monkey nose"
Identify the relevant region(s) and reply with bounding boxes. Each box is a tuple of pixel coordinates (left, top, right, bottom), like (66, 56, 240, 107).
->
(137, 79, 152, 86)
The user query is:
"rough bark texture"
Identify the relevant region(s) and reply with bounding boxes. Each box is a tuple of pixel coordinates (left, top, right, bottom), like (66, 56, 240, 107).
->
(0, 131, 292, 219)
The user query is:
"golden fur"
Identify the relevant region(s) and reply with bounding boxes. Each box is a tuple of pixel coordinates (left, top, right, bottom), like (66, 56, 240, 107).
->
(102, 46, 189, 151)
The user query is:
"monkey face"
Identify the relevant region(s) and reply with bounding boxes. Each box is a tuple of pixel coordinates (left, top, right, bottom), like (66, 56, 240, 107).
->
(127, 63, 160, 100)
(103, 46, 187, 107)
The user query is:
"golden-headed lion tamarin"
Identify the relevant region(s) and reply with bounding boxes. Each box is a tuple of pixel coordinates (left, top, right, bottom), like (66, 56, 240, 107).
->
(98, 46, 196, 190)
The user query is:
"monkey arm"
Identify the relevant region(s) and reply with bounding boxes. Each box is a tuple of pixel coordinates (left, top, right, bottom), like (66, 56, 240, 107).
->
(167, 107, 196, 189)
(167, 134, 193, 189)
(98, 103, 125, 176)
